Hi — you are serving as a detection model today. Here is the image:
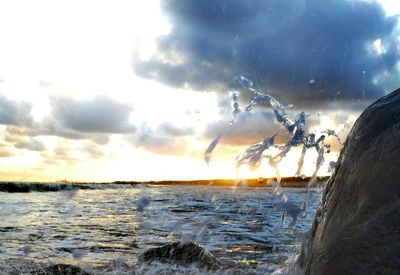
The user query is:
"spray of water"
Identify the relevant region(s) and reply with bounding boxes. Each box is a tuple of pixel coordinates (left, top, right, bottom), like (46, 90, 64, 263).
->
(205, 75, 342, 226)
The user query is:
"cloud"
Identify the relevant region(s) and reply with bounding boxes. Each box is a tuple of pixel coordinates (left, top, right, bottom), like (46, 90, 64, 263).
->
(0, 94, 34, 127)
(129, 124, 188, 155)
(42, 143, 80, 165)
(205, 109, 323, 146)
(15, 139, 46, 151)
(134, 0, 400, 107)
(82, 143, 105, 159)
(40, 141, 105, 166)
(1, 96, 132, 148)
(3, 125, 81, 146)
(158, 122, 194, 136)
(205, 111, 276, 145)
(0, 143, 14, 157)
(49, 95, 135, 134)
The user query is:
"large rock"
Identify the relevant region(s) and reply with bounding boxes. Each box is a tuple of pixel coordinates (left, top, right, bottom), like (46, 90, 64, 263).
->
(298, 89, 400, 274)
(139, 241, 221, 270)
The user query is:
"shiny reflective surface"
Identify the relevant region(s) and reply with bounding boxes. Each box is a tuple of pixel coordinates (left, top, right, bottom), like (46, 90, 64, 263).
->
(0, 184, 321, 273)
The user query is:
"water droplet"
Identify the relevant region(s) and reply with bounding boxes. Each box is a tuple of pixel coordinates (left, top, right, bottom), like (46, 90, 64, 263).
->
(23, 245, 31, 257)
(72, 249, 86, 259)
(137, 196, 150, 212)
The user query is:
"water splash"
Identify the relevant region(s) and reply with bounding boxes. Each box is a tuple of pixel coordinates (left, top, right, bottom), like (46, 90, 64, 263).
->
(137, 196, 150, 213)
(321, 129, 342, 147)
(235, 134, 277, 170)
(204, 133, 223, 165)
(72, 249, 86, 259)
(205, 75, 341, 226)
(22, 245, 31, 257)
(328, 161, 337, 173)
(231, 75, 331, 180)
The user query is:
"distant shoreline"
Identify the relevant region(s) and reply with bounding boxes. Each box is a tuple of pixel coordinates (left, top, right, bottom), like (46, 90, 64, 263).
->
(142, 176, 329, 188)
(0, 176, 330, 192)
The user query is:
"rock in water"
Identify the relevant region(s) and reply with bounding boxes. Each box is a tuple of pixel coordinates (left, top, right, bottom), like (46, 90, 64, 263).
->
(298, 89, 400, 274)
(139, 241, 221, 270)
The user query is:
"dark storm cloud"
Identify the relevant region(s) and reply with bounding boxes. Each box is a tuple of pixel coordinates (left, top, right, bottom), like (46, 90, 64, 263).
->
(134, 0, 400, 107)
(50, 96, 135, 134)
(0, 94, 34, 127)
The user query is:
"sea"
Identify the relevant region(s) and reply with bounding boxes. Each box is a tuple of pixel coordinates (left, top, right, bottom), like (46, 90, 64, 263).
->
(0, 183, 322, 274)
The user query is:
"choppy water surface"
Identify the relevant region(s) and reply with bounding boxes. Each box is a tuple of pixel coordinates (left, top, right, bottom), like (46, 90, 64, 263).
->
(0, 184, 321, 274)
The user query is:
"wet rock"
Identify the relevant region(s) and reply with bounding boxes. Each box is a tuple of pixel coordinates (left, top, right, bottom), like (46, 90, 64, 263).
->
(39, 264, 90, 275)
(298, 89, 400, 274)
(139, 241, 221, 270)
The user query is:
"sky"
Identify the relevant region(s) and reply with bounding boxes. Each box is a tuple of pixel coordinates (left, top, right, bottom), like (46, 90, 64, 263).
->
(0, 0, 399, 182)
